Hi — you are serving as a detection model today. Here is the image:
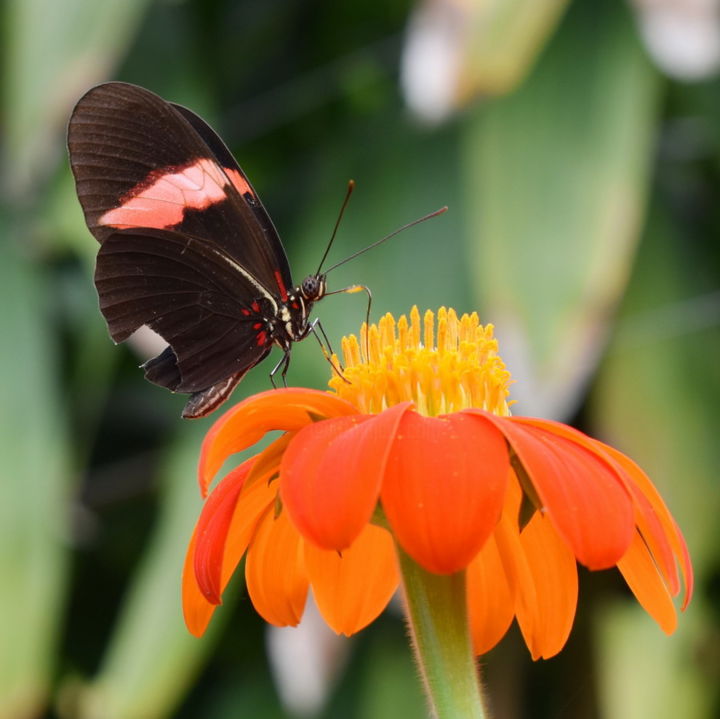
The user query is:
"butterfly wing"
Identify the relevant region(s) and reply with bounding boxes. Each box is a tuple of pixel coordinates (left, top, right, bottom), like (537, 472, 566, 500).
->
(68, 82, 293, 414)
(68, 81, 293, 297)
(95, 227, 274, 392)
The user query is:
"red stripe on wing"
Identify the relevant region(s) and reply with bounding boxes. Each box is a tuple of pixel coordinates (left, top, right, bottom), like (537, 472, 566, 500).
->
(99, 158, 254, 230)
(225, 168, 253, 197)
(274, 270, 289, 301)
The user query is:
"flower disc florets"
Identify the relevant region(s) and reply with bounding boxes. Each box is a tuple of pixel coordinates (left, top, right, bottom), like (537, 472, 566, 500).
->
(329, 306, 512, 417)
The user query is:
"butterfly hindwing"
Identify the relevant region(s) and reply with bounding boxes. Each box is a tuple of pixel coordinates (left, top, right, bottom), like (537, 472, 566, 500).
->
(142, 346, 183, 391)
(141, 344, 253, 420)
(95, 228, 273, 392)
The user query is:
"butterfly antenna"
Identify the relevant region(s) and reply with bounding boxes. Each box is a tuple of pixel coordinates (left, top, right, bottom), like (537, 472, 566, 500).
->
(323, 206, 448, 275)
(316, 179, 356, 275)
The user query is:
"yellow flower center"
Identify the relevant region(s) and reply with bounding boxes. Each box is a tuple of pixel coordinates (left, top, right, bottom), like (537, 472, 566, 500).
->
(328, 306, 513, 417)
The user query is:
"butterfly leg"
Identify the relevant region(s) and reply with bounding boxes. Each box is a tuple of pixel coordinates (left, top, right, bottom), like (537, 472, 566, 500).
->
(309, 317, 337, 361)
(307, 318, 350, 383)
(269, 349, 292, 388)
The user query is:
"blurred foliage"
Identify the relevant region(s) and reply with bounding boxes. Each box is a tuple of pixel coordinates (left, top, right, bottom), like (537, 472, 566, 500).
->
(0, 0, 718, 717)
(464, 0, 659, 418)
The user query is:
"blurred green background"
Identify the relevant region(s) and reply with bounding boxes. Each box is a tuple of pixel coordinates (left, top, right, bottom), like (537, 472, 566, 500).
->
(1, 0, 718, 717)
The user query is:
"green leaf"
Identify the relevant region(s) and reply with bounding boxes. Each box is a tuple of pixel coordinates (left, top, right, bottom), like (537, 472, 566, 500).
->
(590, 207, 718, 718)
(595, 603, 709, 719)
(72, 422, 231, 719)
(0, 232, 71, 719)
(462, 0, 660, 417)
(459, 0, 571, 96)
(2, 0, 151, 196)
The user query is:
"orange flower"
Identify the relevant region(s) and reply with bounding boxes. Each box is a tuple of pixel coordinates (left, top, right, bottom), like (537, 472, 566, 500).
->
(183, 307, 692, 659)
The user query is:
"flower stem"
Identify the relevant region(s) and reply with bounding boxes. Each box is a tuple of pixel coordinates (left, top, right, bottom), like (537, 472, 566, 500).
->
(396, 544, 488, 719)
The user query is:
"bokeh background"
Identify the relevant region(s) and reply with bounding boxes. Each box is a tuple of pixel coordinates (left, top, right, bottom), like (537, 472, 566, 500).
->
(1, 0, 718, 717)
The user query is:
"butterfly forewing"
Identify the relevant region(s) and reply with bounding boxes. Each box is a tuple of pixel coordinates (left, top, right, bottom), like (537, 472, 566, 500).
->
(169, 101, 293, 296)
(68, 82, 293, 298)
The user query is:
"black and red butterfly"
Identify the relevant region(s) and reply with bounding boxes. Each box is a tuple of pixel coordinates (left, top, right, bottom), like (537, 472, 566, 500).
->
(68, 82, 444, 418)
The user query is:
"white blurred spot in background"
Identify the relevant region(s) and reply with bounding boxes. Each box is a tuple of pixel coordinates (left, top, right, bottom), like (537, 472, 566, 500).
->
(266, 595, 349, 717)
(401, 0, 465, 124)
(632, 0, 720, 80)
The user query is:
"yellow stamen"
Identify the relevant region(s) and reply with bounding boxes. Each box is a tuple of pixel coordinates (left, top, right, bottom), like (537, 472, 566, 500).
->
(328, 306, 513, 416)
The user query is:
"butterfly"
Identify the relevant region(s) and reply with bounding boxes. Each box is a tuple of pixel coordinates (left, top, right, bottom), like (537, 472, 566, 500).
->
(68, 82, 445, 418)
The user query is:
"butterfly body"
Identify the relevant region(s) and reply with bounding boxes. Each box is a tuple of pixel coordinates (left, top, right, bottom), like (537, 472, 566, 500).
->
(68, 82, 327, 418)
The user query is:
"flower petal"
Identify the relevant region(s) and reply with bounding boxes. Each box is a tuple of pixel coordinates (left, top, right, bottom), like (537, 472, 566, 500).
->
(626, 483, 679, 594)
(182, 528, 214, 637)
(467, 460, 535, 656)
(515, 513, 578, 660)
(491, 479, 538, 629)
(381, 411, 508, 574)
(597, 443, 693, 609)
(467, 532, 515, 656)
(244, 431, 295, 489)
(475, 413, 634, 569)
(280, 415, 370, 548)
(281, 402, 412, 550)
(617, 530, 677, 634)
(193, 462, 252, 604)
(183, 461, 275, 636)
(222, 475, 277, 586)
(305, 524, 399, 635)
(511, 418, 690, 603)
(245, 507, 309, 626)
(199, 388, 357, 496)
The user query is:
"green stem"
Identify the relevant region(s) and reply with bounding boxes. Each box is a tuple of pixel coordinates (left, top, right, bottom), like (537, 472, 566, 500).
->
(396, 543, 488, 719)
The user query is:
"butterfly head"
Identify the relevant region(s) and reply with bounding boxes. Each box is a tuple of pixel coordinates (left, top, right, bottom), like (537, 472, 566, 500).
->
(277, 274, 327, 343)
(300, 274, 327, 303)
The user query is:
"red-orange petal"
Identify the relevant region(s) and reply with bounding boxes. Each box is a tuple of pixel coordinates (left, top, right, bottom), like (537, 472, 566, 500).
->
(304, 524, 399, 635)
(467, 532, 515, 656)
(597, 443, 693, 609)
(198, 468, 278, 607)
(476, 413, 634, 569)
(193, 462, 252, 604)
(244, 431, 296, 490)
(199, 388, 357, 496)
(245, 507, 309, 626)
(280, 415, 370, 548)
(183, 467, 266, 637)
(515, 513, 578, 660)
(492, 480, 538, 631)
(381, 411, 508, 574)
(617, 530, 677, 634)
(512, 418, 687, 601)
(184, 461, 278, 635)
(182, 528, 214, 637)
(281, 403, 412, 550)
(625, 483, 678, 594)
